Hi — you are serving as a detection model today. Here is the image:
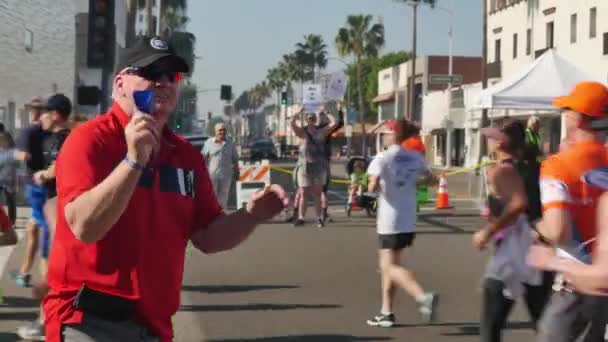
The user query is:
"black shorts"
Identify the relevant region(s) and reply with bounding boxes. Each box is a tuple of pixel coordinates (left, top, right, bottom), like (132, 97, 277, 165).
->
(378, 233, 416, 250)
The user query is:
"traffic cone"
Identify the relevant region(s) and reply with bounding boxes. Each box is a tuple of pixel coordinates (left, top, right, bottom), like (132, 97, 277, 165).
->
(435, 175, 452, 209)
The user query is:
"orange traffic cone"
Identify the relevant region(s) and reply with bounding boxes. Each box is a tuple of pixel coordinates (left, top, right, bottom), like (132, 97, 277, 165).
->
(435, 175, 452, 209)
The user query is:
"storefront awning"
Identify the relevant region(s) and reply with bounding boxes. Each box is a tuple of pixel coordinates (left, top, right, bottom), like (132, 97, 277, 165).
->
(372, 92, 396, 103)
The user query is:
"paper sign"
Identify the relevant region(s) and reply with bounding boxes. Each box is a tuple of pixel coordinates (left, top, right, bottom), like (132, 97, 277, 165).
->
(325, 72, 348, 101)
(302, 83, 323, 113)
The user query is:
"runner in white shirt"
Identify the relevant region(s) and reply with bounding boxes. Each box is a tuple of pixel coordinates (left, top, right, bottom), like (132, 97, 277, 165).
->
(365, 119, 439, 328)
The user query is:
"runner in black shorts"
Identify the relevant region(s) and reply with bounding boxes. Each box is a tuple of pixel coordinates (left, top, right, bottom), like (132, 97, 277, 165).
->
(365, 119, 438, 328)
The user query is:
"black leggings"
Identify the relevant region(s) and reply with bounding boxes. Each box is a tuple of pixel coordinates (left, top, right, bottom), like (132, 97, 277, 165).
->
(481, 272, 554, 342)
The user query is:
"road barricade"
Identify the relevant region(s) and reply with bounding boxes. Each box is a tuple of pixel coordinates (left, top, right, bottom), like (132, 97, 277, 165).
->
(236, 160, 271, 209)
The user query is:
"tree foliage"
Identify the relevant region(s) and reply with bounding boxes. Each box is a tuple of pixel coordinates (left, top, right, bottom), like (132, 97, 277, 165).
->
(345, 51, 411, 121)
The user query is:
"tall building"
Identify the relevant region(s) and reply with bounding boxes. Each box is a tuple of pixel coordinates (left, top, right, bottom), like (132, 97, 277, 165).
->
(134, 0, 161, 36)
(0, 0, 76, 132)
(487, 0, 608, 83)
(479, 0, 608, 155)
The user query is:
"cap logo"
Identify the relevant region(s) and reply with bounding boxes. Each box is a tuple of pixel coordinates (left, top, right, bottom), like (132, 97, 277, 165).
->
(150, 37, 168, 50)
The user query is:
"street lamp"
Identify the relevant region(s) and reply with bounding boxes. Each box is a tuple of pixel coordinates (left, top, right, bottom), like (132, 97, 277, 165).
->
(435, 3, 455, 168)
(406, 0, 419, 120)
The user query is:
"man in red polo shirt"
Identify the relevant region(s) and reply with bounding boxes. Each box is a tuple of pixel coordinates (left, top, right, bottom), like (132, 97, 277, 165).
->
(43, 36, 288, 342)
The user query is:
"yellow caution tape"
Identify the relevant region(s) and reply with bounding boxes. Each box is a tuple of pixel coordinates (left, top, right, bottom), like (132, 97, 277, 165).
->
(269, 160, 496, 185)
(269, 166, 351, 184)
(269, 166, 294, 175)
(444, 160, 496, 176)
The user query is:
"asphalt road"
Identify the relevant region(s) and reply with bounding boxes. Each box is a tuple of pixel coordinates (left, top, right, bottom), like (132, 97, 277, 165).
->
(0, 162, 538, 342)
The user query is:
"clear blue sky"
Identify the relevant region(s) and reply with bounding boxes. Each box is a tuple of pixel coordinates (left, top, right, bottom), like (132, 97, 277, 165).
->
(186, 0, 482, 117)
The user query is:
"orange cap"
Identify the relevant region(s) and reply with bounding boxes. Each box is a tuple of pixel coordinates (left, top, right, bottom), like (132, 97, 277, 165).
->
(402, 135, 425, 154)
(553, 81, 608, 117)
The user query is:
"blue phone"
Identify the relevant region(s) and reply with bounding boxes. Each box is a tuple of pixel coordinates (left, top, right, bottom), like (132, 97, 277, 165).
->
(133, 90, 155, 114)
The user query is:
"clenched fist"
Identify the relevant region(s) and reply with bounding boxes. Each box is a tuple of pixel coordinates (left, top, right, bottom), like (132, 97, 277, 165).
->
(125, 111, 160, 166)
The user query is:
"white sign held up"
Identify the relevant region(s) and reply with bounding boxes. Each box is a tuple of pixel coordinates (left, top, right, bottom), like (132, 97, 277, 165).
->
(302, 83, 323, 113)
(325, 72, 348, 101)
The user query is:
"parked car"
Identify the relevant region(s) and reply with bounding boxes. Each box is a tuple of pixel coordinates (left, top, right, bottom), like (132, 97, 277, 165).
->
(249, 141, 277, 161)
(183, 134, 208, 150)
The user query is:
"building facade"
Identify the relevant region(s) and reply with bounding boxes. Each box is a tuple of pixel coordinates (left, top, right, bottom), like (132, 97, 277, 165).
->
(375, 55, 482, 165)
(477, 0, 608, 160)
(134, 0, 161, 36)
(0, 0, 76, 132)
(487, 0, 608, 82)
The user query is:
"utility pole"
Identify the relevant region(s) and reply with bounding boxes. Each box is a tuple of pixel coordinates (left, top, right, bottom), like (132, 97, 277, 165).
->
(478, 0, 489, 165)
(145, 0, 154, 35)
(407, 1, 418, 120)
(441, 3, 455, 168)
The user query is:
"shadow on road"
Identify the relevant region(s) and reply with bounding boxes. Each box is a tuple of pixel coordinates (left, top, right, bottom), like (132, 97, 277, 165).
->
(1, 296, 39, 308)
(0, 332, 19, 340)
(0, 311, 38, 321)
(179, 303, 341, 312)
(394, 320, 533, 336)
(181, 285, 299, 294)
(207, 335, 392, 341)
(418, 210, 480, 218)
(441, 321, 534, 336)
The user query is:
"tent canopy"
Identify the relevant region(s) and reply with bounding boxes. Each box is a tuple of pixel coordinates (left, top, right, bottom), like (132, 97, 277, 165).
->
(475, 50, 602, 110)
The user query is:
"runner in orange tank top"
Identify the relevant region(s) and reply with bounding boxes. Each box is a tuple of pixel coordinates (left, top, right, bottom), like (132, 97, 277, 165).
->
(527, 81, 608, 342)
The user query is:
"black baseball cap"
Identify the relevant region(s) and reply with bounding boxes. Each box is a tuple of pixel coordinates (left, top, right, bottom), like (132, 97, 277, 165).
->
(45, 94, 72, 117)
(116, 36, 190, 73)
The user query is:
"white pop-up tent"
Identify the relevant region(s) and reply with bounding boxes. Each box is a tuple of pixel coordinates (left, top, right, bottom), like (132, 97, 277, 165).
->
(475, 49, 602, 110)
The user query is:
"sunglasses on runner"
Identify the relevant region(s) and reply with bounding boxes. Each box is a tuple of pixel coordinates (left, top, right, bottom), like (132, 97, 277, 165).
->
(123, 67, 183, 83)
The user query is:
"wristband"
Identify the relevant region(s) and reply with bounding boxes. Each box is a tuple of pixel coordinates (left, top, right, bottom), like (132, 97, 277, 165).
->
(123, 156, 145, 171)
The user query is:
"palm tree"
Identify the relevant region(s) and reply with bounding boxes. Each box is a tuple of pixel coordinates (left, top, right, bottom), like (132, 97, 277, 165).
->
(278, 53, 306, 103)
(137, 0, 189, 36)
(267, 67, 287, 114)
(295, 34, 328, 82)
(162, 6, 189, 38)
(280, 53, 306, 83)
(168, 31, 196, 75)
(162, 0, 187, 11)
(234, 91, 251, 114)
(248, 82, 271, 111)
(394, 0, 436, 118)
(336, 14, 384, 156)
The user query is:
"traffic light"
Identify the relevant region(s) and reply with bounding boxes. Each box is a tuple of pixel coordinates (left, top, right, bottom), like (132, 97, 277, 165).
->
(220, 85, 232, 101)
(175, 116, 182, 130)
(281, 91, 288, 105)
(87, 0, 114, 67)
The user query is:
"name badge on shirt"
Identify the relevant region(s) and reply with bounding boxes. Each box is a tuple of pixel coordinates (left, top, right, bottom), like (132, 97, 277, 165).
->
(159, 165, 195, 198)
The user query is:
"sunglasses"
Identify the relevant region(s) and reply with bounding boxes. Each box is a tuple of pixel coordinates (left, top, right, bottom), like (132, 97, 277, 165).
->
(124, 67, 183, 83)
